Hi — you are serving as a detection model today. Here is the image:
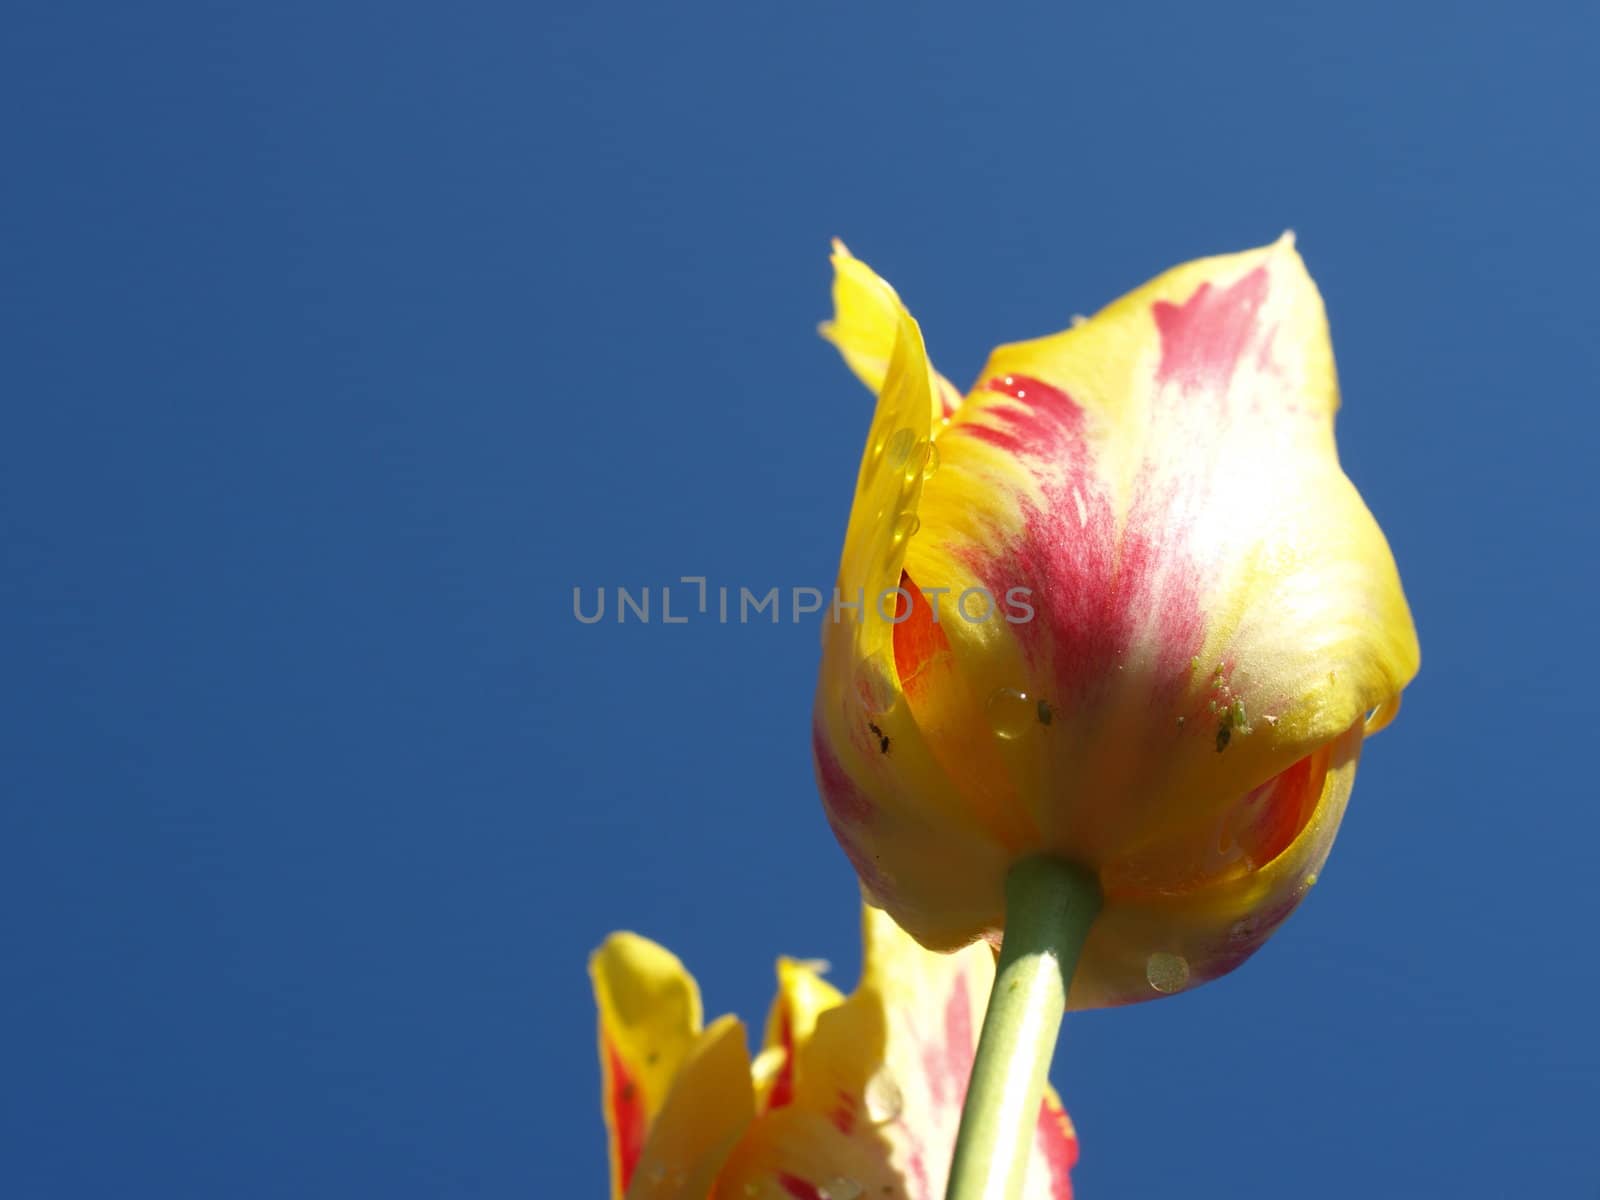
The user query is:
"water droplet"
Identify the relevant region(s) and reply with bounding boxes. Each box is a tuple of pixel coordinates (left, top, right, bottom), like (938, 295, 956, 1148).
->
(1304, 871, 1319, 888)
(863, 1068, 903, 1124)
(1228, 917, 1259, 944)
(921, 441, 941, 478)
(986, 687, 1036, 739)
(890, 512, 920, 544)
(882, 428, 917, 471)
(821, 1179, 863, 1200)
(900, 437, 934, 482)
(1145, 951, 1190, 994)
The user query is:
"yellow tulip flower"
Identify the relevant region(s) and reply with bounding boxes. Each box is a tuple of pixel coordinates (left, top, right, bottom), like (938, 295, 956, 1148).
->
(591, 907, 1079, 1200)
(812, 238, 1419, 1010)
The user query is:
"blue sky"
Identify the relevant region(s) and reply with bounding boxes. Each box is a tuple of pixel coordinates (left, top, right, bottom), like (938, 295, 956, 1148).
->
(3, 1, 1595, 1195)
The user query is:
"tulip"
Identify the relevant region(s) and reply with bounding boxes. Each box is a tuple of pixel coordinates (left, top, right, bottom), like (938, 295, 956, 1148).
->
(812, 238, 1418, 1196)
(591, 905, 1079, 1200)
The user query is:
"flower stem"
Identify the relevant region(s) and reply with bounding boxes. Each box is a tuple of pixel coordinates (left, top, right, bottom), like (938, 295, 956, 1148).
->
(945, 857, 1102, 1200)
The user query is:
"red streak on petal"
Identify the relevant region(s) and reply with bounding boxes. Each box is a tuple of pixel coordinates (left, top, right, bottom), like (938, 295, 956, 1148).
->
(1035, 1095, 1079, 1200)
(777, 1172, 826, 1200)
(963, 375, 1087, 462)
(605, 1039, 648, 1195)
(1152, 266, 1270, 389)
(767, 1008, 795, 1111)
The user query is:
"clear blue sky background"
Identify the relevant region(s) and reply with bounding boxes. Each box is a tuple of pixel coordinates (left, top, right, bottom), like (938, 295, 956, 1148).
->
(3, 2, 1595, 1196)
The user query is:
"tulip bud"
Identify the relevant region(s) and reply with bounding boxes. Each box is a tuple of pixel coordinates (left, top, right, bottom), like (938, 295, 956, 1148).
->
(812, 238, 1419, 1008)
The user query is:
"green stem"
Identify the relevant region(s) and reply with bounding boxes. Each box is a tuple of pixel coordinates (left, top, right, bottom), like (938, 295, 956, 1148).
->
(945, 857, 1102, 1200)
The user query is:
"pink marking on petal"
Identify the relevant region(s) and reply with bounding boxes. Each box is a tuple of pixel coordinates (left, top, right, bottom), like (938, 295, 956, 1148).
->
(1152, 266, 1270, 389)
(922, 977, 975, 1110)
(812, 717, 872, 827)
(961, 379, 1205, 710)
(829, 1090, 858, 1134)
(1199, 889, 1304, 981)
(943, 979, 974, 1091)
(907, 1149, 932, 1200)
(812, 718, 891, 897)
(1035, 1095, 1079, 1200)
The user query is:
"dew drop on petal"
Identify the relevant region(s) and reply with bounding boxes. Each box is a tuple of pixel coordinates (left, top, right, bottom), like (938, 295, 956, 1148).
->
(986, 687, 1036, 739)
(863, 1068, 904, 1125)
(902, 437, 934, 482)
(1145, 951, 1190, 994)
(891, 512, 920, 544)
(883, 428, 917, 471)
(1305, 872, 1319, 888)
(922, 440, 940, 478)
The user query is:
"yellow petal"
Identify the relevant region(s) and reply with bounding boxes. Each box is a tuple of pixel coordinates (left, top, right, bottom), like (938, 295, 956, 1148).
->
(718, 907, 1078, 1198)
(813, 249, 1020, 950)
(625, 1015, 756, 1200)
(591, 933, 704, 1200)
(820, 240, 964, 422)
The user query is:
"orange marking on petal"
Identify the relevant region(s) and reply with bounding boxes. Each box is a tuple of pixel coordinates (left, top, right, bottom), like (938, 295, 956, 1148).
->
(1237, 749, 1323, 866)
(777, 1173, 826, 1200)
(892, 569, 951, 696)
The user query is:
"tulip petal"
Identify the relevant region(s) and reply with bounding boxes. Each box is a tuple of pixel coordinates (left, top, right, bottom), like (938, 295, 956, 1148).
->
(719, 907, 1077, 1199)
(821, 240, 963, 421)
(813, 252, 1019, 949)
(1075, 718, 1365, 1007)
(624, 1015, 757, 1200)
(591, 933, 705, 1199)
